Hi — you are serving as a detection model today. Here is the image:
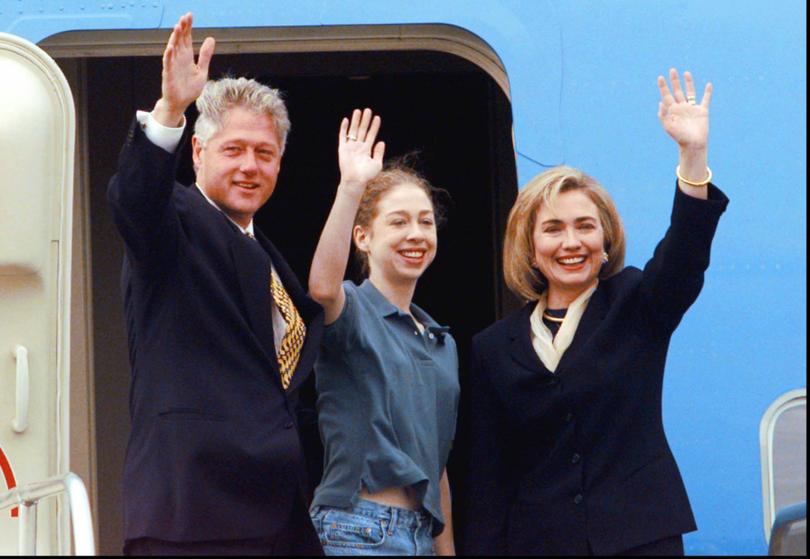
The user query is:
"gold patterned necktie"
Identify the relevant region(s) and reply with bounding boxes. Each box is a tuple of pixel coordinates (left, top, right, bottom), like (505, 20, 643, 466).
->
(270, 273, 306, 389)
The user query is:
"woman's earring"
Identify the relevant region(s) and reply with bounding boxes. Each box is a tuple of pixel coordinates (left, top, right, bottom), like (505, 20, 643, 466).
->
(602, 251, 609, 263)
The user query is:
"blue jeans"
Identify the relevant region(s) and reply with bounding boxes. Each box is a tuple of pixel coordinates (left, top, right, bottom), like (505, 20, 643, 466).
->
(310, 499, 435, 556)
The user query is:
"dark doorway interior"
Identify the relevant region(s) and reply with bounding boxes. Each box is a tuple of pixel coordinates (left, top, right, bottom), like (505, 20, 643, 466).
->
(86, 48, 517, 554)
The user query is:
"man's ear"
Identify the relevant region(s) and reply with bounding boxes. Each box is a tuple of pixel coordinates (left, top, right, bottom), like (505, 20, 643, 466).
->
(191, 135, 202, 174)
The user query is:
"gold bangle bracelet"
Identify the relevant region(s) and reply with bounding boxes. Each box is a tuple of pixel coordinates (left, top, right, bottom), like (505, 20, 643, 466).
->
(676, 165, 712, 187)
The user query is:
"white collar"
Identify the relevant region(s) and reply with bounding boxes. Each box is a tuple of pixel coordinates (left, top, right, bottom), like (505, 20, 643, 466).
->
(529, 282, 598, 373)
(195, 183, 255, 237)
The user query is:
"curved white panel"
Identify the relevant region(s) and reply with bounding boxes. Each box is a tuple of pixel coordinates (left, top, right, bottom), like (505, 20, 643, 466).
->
(0, 32, 75, 555)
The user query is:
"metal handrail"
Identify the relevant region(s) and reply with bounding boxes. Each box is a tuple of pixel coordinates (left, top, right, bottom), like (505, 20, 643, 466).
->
(768, 501, 807, 556)
(0, 472, 95, 555)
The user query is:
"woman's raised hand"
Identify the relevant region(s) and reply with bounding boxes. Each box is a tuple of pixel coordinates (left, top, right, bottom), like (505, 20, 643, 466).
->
(657, 68, 712, 151)
(154, 12, 215, 127)
(338, 108, 385, 192)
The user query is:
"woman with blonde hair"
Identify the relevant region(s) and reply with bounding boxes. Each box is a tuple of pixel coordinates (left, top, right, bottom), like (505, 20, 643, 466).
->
(460, 69, 728, 556)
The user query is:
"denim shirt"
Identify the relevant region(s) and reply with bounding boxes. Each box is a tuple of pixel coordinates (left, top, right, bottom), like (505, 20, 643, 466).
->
(312, 280, 459, 535)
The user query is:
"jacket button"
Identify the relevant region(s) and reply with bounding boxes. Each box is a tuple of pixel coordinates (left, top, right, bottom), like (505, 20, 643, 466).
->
(284, 421, 294, 429)
(574, 494, 583, 505)
(571, 453, 581, 464)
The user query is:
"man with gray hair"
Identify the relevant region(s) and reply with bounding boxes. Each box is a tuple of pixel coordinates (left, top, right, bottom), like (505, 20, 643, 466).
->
(108, 12, 324, 555)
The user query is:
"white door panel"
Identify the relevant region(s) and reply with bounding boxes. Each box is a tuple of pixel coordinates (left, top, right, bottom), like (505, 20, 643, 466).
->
(0, 31, 74, 555)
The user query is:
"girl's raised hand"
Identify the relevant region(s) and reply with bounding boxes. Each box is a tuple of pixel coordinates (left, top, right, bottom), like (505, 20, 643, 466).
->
(338, 108, 385, 192)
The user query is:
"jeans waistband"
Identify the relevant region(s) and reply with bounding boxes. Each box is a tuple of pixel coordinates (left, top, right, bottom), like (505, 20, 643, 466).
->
(320, 498, 432, 531)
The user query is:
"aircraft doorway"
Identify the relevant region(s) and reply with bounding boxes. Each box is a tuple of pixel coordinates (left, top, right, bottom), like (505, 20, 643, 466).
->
(67, 40, 517, 554)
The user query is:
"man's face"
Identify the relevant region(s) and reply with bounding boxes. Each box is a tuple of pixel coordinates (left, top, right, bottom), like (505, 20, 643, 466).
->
(192, 105, 282, 228)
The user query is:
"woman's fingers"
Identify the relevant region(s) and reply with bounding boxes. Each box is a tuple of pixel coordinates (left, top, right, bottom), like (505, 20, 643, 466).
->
(701, 82, 713, 109)
(669, 68, 686, 102)
(657, 75, 673, 104)
(683, 71, 697, 102)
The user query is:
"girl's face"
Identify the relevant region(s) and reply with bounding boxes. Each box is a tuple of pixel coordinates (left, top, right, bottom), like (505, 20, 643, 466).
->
(354, 182, 437, 287)
(532, 189, 605, 305)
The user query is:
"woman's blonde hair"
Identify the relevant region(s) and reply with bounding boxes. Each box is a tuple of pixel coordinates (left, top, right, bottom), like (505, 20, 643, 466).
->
(503, 165, 625, 301)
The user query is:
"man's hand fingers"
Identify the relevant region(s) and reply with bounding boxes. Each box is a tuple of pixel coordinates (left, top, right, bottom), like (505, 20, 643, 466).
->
(197, 37, 216, 75)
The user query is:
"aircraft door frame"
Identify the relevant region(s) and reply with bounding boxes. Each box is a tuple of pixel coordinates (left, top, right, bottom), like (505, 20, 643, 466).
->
(0, 31, 75, 555)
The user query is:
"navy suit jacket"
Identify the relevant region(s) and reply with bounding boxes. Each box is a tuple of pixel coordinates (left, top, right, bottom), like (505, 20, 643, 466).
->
(460, 185, 728, 555)
(107, 119, 324, 551)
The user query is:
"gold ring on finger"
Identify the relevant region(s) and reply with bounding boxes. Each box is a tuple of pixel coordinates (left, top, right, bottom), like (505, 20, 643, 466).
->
(347, 134, 358, 141)
(686, 95, 696, 104)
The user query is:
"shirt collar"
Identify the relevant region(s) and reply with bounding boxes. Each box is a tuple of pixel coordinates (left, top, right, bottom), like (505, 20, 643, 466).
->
(358, 279, 449, 338)
(195, 183, 255, 237)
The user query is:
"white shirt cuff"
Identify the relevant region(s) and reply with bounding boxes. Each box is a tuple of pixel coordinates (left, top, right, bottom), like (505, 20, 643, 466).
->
(135, 110, 186, 153)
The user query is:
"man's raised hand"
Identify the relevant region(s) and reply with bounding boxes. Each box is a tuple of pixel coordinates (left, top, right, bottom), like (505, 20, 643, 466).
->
(153, 12, 215, 127)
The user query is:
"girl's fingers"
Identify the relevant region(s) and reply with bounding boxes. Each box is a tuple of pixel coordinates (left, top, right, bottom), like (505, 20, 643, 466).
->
(366, 115, 381, 146)
(338, 117, 349, 145)
(357, 108, 373, 141)
(347, 109, 361, 141)
(372, 141, 386, 162)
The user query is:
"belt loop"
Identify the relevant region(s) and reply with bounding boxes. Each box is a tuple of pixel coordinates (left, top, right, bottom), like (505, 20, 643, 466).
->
(387, 506, 397, 535)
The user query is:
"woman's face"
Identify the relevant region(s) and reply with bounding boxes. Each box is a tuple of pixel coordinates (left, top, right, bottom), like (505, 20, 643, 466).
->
(532, 189, 605, 305)
(355, 182, 437, 287)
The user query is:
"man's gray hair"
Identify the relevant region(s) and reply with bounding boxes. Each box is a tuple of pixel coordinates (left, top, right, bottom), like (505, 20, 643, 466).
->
(194, 77, 291, 152)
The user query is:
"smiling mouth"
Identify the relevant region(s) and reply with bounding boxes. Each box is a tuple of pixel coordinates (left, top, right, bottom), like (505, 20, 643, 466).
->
(234, 181, 259, 190)
(399, 249, 427, 261)
(557, 256, 587, 265)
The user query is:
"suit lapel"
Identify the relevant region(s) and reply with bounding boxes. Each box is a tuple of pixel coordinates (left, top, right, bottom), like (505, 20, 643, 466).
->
(255, 229, 324, 393)
(229, 234, 279, 376)
(555, 284, 609, 372)
(509, 303, 555, 378)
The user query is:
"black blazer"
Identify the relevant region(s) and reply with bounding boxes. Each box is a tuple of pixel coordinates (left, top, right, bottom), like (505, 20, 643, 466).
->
(107, 119, 324, 551)
(460, 185, 728, 556)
